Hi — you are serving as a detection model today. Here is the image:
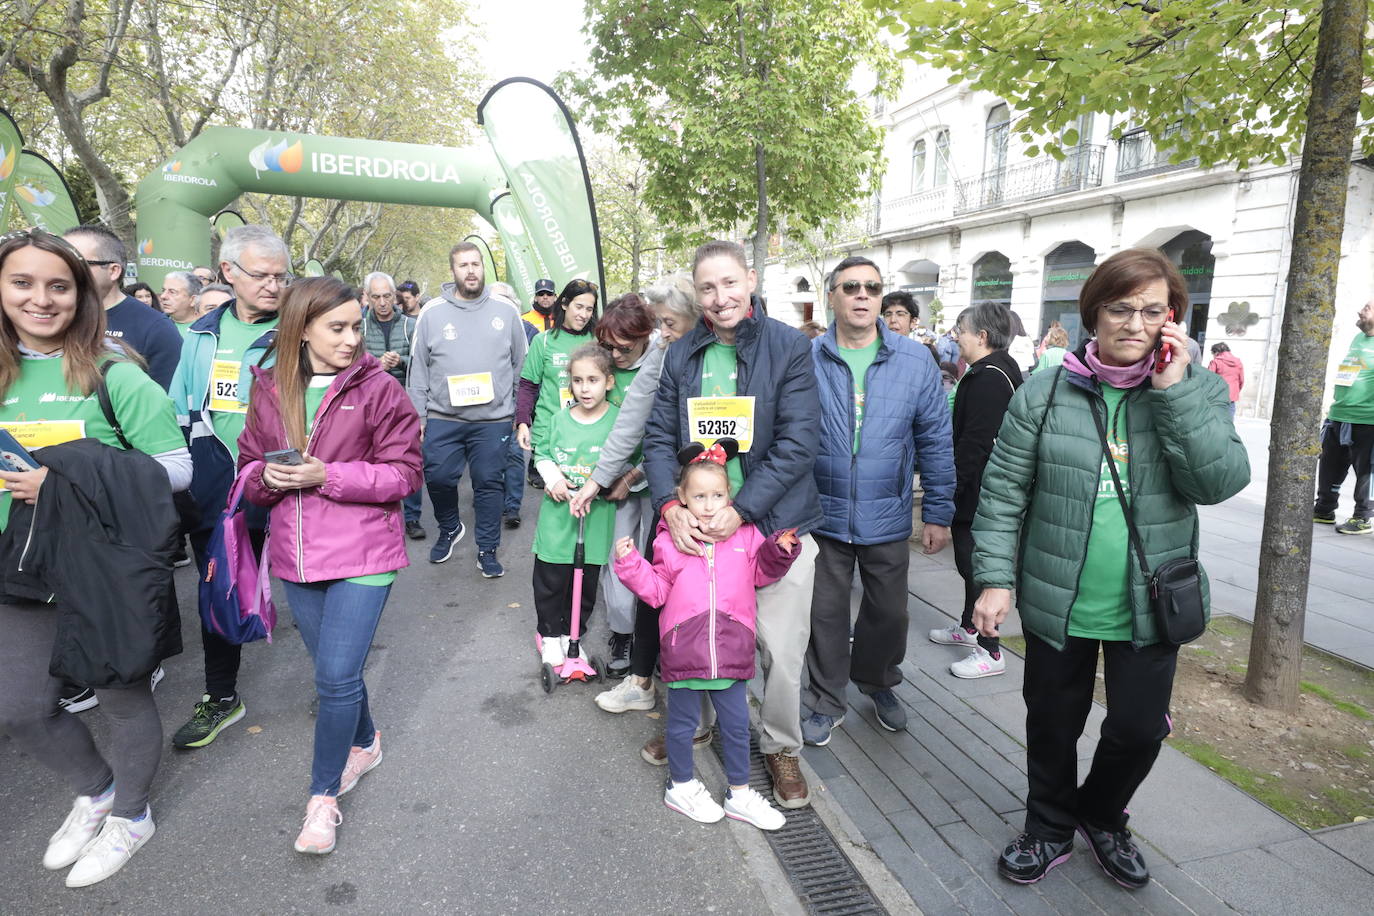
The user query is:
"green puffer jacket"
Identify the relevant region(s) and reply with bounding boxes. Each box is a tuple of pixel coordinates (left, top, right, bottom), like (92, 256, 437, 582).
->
(972, 363, 1250, 649)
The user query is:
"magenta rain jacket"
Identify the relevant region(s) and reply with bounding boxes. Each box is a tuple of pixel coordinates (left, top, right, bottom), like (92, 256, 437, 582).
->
(238, 353, 423, 584)
(613, 520, 799, 682)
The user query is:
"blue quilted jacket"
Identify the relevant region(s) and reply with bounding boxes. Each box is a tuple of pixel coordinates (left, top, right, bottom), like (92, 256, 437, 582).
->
(811, 324, 955, 544)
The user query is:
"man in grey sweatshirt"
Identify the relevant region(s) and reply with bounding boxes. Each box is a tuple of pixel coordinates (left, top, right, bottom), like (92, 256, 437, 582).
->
(407, 241, 529, 576)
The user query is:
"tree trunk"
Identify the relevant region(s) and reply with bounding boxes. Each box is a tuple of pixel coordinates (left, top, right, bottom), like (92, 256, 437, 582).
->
(1244, 0, 1365, 710)
(752, 140, 768, 293)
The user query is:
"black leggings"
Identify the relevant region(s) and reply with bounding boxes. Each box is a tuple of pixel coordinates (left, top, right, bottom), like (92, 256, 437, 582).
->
(629, 532, 660, 678)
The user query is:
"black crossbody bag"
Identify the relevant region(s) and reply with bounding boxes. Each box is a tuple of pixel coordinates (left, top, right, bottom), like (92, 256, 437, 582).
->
(1090, 399, 1206, 645)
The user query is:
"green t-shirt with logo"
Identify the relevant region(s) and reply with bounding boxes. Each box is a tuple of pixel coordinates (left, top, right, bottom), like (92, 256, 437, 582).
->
(1329, 333, 1374, 425)
(838, 338, 881, 453)
(0, 358, 184, 531)
(522, 329, 591, 455)
(210, 307, 278, 461)
(1068, 384, 1134, 641)
(532, 405, 619, 565)
(700, 342, 745, 493)
(302, 375, 396, 587)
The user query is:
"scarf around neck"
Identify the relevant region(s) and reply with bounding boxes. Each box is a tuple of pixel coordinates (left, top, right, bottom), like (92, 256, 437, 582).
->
(1062, 340, 1153, 389)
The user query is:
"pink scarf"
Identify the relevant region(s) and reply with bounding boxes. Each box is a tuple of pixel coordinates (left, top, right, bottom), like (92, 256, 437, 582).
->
(1062, 340, 1153, 389)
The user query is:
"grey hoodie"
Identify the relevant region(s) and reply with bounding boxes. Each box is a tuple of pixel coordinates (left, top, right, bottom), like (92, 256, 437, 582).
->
(407, 283, 529, 422)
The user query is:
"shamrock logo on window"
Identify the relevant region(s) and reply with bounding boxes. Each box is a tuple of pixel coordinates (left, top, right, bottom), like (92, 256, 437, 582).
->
(1217, 301, 1259, 336)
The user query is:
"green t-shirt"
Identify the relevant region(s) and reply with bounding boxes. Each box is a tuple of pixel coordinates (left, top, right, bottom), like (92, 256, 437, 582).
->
(1068, 384, 1133, 641)
(176, 321, 195, 339)
(838, 338, 881, 453)
(700, 342, 744, 493)
(1329, 333, 1374, 424)
(532, 405, 619, 565)
(1034, 347, 1067, 374)
(668, 677, 735, 690)
(210, 307, 278, 461)
(609, 363, 639, 408)
(0, 358, 184, 531)
(302, 375, 396, 587)
(522, 329, 591, 455)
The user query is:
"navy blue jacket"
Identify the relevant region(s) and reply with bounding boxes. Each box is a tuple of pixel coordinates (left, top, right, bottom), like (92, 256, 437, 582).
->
(644, 303, 823, 537)
(105, 295, 184, 391)
(812, 324, 955, 543)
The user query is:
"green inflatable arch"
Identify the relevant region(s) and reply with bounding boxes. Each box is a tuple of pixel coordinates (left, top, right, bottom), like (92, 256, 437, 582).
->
(134, 78, 605, 301)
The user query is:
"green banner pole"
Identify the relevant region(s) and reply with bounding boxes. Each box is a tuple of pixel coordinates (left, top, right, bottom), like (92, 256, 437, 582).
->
(0, 107, 26, 232)
(12, 151, 81, 234)
(477, 78, 606, 295)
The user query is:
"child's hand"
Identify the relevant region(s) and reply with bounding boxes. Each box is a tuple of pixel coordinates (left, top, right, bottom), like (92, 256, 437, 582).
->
(774, 528, 799, 553)
(614, 536, 636, 559)
(547, 479, 570, 502)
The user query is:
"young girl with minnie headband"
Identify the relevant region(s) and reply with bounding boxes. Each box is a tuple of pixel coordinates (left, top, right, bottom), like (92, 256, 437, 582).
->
(613, 438, 798, 830)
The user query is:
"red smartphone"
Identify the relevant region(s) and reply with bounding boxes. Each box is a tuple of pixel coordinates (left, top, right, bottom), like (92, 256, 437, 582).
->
(1154, 308, 1176, 373)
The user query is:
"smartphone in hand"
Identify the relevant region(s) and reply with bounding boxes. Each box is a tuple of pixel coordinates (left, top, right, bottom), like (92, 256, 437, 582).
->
(264, 448, 305, 466)
(1154, 308, 1177, 374)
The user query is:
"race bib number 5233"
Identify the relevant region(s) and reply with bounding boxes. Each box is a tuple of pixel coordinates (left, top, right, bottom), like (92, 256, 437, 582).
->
(686, 395, 755, 453)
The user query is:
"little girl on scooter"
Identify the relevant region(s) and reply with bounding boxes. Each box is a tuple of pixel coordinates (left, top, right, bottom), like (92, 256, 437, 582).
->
(613, 438, 798, 831)
(532, 344, 618, 667)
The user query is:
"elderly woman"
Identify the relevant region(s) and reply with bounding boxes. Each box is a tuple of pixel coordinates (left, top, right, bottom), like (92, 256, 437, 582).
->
(573, 279, 701, 723)
(972, 248, 1248, 889)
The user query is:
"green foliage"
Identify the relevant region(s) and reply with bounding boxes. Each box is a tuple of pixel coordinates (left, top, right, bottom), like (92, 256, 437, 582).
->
(571, 0, 900, 257)
(870, 0, 1374, 169)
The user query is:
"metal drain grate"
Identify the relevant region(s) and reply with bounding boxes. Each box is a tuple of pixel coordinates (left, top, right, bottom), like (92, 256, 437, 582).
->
(714, 732, 889, 915)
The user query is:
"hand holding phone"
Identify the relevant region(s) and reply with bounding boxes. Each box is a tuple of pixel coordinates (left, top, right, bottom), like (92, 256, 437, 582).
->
(1154, 308, 1177, 374)
(265, 448, 305, 466)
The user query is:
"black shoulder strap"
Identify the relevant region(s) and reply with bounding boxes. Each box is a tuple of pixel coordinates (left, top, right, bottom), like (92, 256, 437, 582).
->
(1089, 396, 1151, 578)
(97, 360, 134, 450)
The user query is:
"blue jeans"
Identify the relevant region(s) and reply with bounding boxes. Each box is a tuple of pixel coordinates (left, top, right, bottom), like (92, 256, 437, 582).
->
(423, 418, 508, 550)
(282, 579, 390, 796)
(403, 486, 422, 524)
(503, 425, 526, 516)
(667, 681, 750, 786)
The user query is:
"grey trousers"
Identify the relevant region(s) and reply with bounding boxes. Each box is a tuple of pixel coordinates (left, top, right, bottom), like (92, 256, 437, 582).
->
(598, 493, 655, 635)
(755, 533, 818, 756)
(0, 601, 162, 819)
(803, 535, 912, 718)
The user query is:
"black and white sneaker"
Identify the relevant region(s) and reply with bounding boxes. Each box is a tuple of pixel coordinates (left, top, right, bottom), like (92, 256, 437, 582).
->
(429, 522, 465, 564)
(607, 632, 632, 677)
(998, 832, 1072, 884)
(1077, 821, 1150, 889)
(476, 549, 504, 578)
(58, 685, 99, 714)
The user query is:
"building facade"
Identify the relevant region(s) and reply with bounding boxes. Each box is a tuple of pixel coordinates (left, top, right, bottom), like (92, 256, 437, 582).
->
(760, 63, 1374, 419)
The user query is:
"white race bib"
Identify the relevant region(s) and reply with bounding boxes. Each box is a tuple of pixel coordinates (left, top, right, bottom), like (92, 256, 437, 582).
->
(686, 396, 756, 453)
(447, 372, 495, 407)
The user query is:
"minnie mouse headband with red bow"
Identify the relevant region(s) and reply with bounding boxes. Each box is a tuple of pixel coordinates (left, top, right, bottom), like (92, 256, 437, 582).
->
(676, 437, 740, 467)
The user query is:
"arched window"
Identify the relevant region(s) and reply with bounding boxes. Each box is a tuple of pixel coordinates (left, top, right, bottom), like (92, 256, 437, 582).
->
(984, 104, 1010, 176)
(910, 139, 927, 193)
(933, 130, 950, 187)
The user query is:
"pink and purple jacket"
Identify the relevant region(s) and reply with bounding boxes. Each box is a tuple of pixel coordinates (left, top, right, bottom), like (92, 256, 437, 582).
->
(238, 353, 423, 583)
(613, 520, 799, 682)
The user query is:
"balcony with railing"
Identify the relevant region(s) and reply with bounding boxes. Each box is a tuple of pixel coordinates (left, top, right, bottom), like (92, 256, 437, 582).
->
(954, 145, 1105, 215)
(1116, 129, 1199, 180)
(875, 186, 954, 233)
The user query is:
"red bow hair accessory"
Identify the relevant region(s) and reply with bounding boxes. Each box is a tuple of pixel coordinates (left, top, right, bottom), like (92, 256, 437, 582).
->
(693, 443, 729, 466)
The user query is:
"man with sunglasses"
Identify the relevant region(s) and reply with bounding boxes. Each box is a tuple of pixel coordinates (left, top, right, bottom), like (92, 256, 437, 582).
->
(802, 255, 954, 747)
(65, 225, 183, 391)
(521, 278, 557, 332)
(167, 224, 290, 751)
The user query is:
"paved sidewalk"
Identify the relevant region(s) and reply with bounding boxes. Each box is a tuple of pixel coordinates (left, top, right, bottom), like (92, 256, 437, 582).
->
(798, 418, 1374, 915)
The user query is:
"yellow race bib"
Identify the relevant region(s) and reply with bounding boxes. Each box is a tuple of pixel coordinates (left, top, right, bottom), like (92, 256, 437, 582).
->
(447, 372, 495, 407)
(686, 396, 755, 453)
(209, 359, 247, 414)
(1335, 358, 1365, 387)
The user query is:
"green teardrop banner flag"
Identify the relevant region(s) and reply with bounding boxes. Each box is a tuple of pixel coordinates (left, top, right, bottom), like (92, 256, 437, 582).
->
(0, 108, 26, 232)
(12, 151, 81, 233)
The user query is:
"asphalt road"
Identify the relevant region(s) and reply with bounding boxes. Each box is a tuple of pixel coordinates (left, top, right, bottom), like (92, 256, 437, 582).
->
(0, 489, 800, 915)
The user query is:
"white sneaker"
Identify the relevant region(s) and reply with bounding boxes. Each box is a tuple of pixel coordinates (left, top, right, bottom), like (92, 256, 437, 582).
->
(664, 778, 724, 824)
(950, 646, 1006, 679)
(540, 636, 565, 667)
(43, 792, 114, 870)
(65, 809, 155, 887)
(724, 785, 786, 831)
(595, 677, 657, 713)
(929, 625, 980, 647)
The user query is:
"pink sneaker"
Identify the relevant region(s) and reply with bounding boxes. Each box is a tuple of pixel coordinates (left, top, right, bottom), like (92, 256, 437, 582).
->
(338, 731, 383, 796)
(293, 795, 342, 854)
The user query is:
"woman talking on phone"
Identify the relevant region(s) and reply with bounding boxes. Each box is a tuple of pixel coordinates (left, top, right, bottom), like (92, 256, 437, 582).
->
(970, 249, 1248, 890)
(237, 276, 421, 855)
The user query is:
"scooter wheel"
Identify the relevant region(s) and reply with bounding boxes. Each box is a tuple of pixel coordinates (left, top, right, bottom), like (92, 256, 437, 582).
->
(540, 663, 556, 694)
(592, 656, 607, 683)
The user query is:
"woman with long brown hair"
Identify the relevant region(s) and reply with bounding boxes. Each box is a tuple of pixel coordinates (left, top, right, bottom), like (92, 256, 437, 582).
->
(0, 228, 189, 888)
(237, 276, 421, 855)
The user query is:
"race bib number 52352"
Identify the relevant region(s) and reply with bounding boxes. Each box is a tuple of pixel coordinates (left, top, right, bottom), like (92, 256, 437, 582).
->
(686, 395, 755, 453)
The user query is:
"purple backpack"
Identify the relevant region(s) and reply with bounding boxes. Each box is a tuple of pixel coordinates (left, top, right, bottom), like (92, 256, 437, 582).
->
(199, 461, 276, 644)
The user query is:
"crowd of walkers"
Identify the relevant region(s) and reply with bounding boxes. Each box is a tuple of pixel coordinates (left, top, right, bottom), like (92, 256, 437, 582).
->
(32, 218, 1374, 895)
